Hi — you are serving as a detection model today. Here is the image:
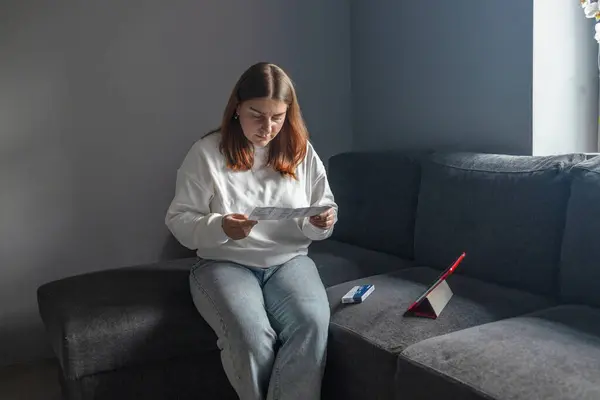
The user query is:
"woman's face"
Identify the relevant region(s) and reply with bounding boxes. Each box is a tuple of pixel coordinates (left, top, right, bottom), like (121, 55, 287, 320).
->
(237, 97, 288, 147)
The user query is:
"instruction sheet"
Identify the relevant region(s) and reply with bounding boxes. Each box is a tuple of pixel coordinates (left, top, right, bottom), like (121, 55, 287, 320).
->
(248, 206, 330, 221)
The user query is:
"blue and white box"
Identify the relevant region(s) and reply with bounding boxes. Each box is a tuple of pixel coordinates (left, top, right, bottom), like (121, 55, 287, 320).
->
(342, 284, 375, 304)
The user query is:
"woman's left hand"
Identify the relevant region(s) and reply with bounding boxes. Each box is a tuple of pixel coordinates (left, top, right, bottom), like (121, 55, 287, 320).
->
(309, 208, 335, 230)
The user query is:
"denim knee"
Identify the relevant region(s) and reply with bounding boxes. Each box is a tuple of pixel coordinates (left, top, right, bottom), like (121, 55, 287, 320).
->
(284, 299, 330, 342)
(306, 305, 330, 338)
(226, 317, 278, 358)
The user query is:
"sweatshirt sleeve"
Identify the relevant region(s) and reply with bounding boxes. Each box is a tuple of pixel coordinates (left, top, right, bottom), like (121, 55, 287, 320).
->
(165, 145, 229, 250)
(301, 146, 339, 241)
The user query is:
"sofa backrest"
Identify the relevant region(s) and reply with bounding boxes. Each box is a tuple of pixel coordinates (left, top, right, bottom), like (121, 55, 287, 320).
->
(413, 152, 586, 296)
(559, 156, 600, 307)
(328, 151, 425, 259)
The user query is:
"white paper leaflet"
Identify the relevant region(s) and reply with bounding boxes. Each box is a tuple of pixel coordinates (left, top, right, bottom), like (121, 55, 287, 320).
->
(248, 206, 330, 221)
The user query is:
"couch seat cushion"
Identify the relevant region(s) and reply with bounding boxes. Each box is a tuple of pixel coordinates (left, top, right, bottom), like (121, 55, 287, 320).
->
(322, 267, 554, 400)
(399, 305, 600, 400)
(37, 240, 406, 379)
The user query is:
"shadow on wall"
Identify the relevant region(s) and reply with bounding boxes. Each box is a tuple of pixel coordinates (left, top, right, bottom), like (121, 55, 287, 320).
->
(159, 233, 197, 261)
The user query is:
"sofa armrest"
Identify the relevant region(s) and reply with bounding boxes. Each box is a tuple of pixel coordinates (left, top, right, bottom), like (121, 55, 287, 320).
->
(36, 257, 209, 379)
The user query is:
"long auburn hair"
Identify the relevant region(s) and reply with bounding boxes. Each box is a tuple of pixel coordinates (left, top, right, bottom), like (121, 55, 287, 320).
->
(205, 62, 309, 179)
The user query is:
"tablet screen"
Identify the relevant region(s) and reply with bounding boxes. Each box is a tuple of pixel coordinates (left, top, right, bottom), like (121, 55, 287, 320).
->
(406, 252, 466, 312)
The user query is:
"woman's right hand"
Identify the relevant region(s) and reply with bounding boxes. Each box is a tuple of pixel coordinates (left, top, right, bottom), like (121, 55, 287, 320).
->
(222, 214, 258, 240)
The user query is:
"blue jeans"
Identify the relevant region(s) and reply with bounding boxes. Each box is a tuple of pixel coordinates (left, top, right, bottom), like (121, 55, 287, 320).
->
(189, 255, 330, 400)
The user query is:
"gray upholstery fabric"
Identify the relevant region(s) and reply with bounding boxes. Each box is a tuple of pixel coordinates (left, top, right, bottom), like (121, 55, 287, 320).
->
(399, 305, 600, 400)
(309, 239, 413, 287)
(322, 267, 554, 400)
(37, 149, 597, 400)
(61, 353, 237, 400)
(414, 152, 585, 296)
(37, 258, 213, 379)
(328, 151, 426, 259)
(36, 240, 400, 381)
(560, 157, 600, 307)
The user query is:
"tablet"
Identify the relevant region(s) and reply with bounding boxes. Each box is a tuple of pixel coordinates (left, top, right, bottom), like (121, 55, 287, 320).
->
(404, 252, 466, 315)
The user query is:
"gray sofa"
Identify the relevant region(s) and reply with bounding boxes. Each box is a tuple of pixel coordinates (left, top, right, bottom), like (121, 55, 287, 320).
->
(37, 150, 600, 400)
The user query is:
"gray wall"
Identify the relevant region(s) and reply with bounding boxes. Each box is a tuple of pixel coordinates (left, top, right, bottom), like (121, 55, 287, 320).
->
(351, 0, 535, 155)
(0, 0, 351, 366)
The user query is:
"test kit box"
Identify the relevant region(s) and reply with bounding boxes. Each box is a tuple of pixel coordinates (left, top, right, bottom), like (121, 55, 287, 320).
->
(342, 284, 375, 304)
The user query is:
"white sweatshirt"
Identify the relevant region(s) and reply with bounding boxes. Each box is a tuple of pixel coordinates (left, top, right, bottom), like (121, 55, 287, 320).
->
(165, 132, 338, 268)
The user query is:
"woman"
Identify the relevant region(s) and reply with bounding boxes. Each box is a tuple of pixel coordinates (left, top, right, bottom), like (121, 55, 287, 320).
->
(165, 62, 338, 400)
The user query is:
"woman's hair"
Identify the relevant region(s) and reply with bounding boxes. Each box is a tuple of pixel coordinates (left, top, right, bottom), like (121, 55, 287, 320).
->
(205, 62, 309, 179)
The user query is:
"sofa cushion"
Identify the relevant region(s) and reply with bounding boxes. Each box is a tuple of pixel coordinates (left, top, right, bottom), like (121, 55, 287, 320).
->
(398, 305, 600, 400)
(309, 239, 413, 287)
(62, 353, 237, 400)
(37, 240, 404, 379)
(560, 157, 600, 307)
(327, 151, 425, 259)
(37, 258, 211, 379)
(321, 267, 554, 400)
(414, 152, 585, 296)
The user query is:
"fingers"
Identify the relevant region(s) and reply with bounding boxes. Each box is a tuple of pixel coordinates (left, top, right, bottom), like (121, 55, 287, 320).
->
(223, 214, 258, 240)
(311, 216, 334, 225)
(239, 219, 258, 229)
(309, 208, 335, 229)
(313, 209, 334, 222)
(310, 220, 333, 229)
(311, 217, 332, 226)
(225, 214, 257, 225)
(312, 208, 333, 219)
(228, 213, 250, 221)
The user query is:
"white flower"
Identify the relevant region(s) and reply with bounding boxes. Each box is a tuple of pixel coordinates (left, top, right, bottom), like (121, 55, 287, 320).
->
(585, 1, 600, 18)
(582, 1, 600, 43)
